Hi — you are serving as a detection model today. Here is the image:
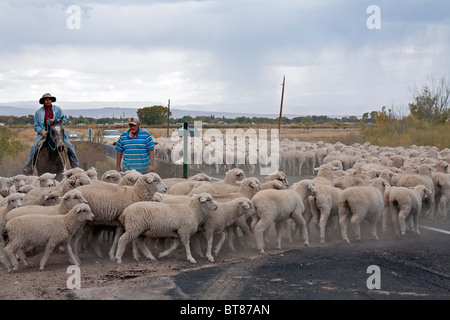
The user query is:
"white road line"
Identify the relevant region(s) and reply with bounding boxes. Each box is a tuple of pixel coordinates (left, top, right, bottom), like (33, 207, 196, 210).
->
(419, 225, 450, 235)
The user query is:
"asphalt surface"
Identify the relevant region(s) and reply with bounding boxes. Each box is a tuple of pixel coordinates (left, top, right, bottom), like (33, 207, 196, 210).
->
(168, 217, 449, 300)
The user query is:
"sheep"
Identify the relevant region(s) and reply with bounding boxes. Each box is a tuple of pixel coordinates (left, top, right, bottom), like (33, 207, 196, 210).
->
(212, 177, 261, 202)
(115, 193, 218, 264)
(334, 174, 369, 190)
(31, 172, 57, 188)
(396, 164, 435, 218)
(202, 198, 255, 262)
(313, 164, 339, 186)
(2, 203, 94, 272)
(259, 180, 287, 191)
(100, 170, 122, 184)
(265, 171, 289, 188)
(22, 189, 62, 207)
(307, 184, 342, 243)
(0, 177, 13, 198)
(9, 174, 30, 193)
(163, 173, 212, 188)
(23, 171, 91, 206)
(5, 189, 88, 221)
(338, 178, 389, 243)
(76, 172, 167, 260)
(251, 179, 317, 253)
(386, 185, 433, 237)
(188, 168, 246, 196)
(166, 180, 204, 195)
(432, 172, 450, 220)
(118, 170, 142, 186)
(16, 185, 35, 194)
(0, 193, 25, 263)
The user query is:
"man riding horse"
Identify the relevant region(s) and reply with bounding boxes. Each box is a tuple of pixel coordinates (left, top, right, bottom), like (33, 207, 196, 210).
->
(23, 93, 79, 175)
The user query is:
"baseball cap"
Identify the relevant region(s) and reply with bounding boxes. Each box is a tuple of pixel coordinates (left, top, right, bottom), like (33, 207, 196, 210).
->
(128, 116, 140, 125)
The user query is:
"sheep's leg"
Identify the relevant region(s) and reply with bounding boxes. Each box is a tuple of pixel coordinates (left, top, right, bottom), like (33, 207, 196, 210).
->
(339, 214, 350, 243)
(0, 237, 4, 264)
(205, 230, 215, 262)
(381, 204, 390, 233)
(115, 231, 136, 263)
(291, 212, 309, 247)
(412, 212, 420, 236)
(350, 215, 363, 241)
(439, 195, 448, 221)
(159, 238, 180, 259)
(39, 240, 59, 270)
(90, 228, 104, 258)
(274, 220, 285, 250)
(191, 233, 204, 258)
(319, 210, 331, 244)
(16, 249, 28, 266)
(254, 219, 271, 253)
(389, 203, 400, 237)
(65, 242, 79, 266)
(109, 226, 123, 261)
(227, 227, 236, 252)
(178, 232, 196, 264)
(214, 231, 226, 257)
(398, 208, 410, 236)
(135, 235, 156, 261)
(3, 244, 17, 272)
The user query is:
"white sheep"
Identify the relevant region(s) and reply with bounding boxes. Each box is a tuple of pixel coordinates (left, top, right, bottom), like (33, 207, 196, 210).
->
(5, 189, 88, 221)
(0, 176, 13, 198)
(313, 164, 339, 186)
(432, 172, 450, 220)
(76, 172, 167, 260)
(338, 177, 389, 243)
(163, 173, 212, 188)
(0, 193, 25, 263)
(212, 177, 261, 202)
(251, 179, 317, 253)
(30, 172, 58, 188)
(265, 171, 289, 188)
(100, 170, 122, 184)
(115, 193, 218, 264)
(307, 184, 342, 243)
(118, 170, 142, 186)
(188, 168, 246, 196)
(3, 203, 94, 272)
(386, 185, 432, 237)
(396, 164, 435, 218)
(202, 197, 255, 262)
(23, 171, 91, 206)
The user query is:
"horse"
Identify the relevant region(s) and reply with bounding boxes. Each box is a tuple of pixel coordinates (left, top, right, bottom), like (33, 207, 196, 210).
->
(35, 118, 68, 181)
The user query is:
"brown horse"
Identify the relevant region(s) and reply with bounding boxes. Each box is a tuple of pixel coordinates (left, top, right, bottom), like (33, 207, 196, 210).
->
(35, 118, 67, 181)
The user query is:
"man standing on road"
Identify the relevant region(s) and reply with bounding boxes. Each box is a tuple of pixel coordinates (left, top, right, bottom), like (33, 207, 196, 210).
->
(115, 115, 155, 173)
(23, 93, 79, 175)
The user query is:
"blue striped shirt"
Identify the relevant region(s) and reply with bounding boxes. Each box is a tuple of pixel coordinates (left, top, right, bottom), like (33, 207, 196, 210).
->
(115, 128, 155, 173)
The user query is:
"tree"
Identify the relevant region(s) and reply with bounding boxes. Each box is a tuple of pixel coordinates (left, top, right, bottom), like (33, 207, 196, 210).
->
(137, 105, 171, 125)
(409, 76, 449, 124)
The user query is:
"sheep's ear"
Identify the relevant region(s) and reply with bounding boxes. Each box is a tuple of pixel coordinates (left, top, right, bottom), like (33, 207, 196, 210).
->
(199, 196, 207, 203)
(146, 176, 155, 184)
(76, 206, 82, 214)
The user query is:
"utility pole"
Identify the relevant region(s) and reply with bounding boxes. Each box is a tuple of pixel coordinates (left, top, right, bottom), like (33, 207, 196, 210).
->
(167, 99, 171, 137)
(278, 75, 285, 133)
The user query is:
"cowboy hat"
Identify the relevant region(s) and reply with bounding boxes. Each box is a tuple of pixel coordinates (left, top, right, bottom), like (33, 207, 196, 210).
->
(39, 93, 56, 104)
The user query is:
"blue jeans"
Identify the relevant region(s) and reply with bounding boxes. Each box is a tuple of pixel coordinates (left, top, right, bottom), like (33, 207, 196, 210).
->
(26, 134, 79, 167)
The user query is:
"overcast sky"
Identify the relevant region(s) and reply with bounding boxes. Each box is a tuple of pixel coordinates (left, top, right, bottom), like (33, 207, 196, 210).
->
(0, 0, 449, 116)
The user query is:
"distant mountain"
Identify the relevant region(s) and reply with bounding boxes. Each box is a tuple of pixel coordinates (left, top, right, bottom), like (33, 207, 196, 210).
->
(0, 104, 303, 119)
(0, 100, 351, 119)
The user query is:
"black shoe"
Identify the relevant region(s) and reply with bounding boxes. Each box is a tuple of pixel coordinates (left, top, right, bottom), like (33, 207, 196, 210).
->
(23, 165, 34, 175)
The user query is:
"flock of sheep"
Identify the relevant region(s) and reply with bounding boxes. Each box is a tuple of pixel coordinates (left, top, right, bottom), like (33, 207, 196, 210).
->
(0, 139, 449, 273)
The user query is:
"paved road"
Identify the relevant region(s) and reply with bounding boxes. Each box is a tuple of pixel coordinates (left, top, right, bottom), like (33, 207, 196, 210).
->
(169, 217, 449, 300)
